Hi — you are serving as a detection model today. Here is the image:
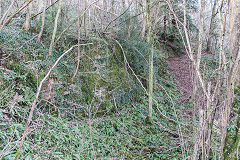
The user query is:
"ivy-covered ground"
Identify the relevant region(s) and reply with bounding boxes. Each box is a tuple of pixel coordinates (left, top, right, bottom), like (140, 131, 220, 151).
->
(0, 26, 191, 159)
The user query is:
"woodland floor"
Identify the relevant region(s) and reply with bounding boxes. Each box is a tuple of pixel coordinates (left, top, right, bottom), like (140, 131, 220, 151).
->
(167, 54, 194, 102)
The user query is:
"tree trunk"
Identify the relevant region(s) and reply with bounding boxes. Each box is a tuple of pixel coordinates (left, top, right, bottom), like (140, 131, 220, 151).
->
(60, 1, 72, 28)
(36, 0, 43, 20)
(24, 2, 32, 32)
(72, 0, 82, 83)
(146, 0, 153, 119)
(192, 0, 206, 158)
(38, 0, 47, 42)
(206, 0, 217, 53)
(84, 0, 88, 37)
(48, 0, 62, 57)
(221, 0, 240, 158)
(141, 0, 146, 38)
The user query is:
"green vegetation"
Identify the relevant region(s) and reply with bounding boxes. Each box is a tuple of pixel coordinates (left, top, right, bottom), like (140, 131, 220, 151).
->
(0, 0, 239, 159)
(0, 17, 184, 159)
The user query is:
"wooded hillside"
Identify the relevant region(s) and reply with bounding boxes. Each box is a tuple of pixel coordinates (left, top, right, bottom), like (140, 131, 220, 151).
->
(0, 0, 239, 159)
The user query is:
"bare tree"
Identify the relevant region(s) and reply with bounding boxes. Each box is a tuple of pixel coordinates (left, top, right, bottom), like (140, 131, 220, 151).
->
(38, 0, 47, 42)
(206, 0, 217, 52)
(84, 0, 88, 37)
(146, 0, 153, 119)
(192, 0, 206, 158)
(221, 0, 240, 158)
(48, 0, 62, 57)
(141, 0, 146, 38)
(24, 2, 32, 32)
(72, 0, 82, 82)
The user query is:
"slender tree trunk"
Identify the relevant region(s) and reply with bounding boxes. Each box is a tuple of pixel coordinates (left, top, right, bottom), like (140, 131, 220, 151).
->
(60, 0, 72, 28)
(84, 0, 88, 37)
(111, 0, 115, 20)
(192, 0, 205, 158)
(72, 0, 82, 83)
(38, 0, 47, 42)
(206, 0, 217, 52)
(48, 0, 62, 57)
(163, 15, 167, 40)
(221, 0, 240, 157)
(24, 2, 32, 32)
(103, 0, 107, 11)
(141, 0, 146, 38)
(146, 0, 153, 119)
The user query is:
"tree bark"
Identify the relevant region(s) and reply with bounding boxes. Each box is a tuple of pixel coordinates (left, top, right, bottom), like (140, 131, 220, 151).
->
(48, 0, 62, 57)
(193, 0, 206, 158)
(221, 0, 240, 158)
(72, 0, 82, 83)
(141, 0, 146, 38)
(146, 0, 153, 119)
(24, 2, 32, 32)
(38, 0, 47, 42)
(206, 0, 217, 52)
(84, 0, 88, 37)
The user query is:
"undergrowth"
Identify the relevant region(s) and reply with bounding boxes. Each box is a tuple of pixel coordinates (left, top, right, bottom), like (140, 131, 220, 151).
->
(0, 14, 187, 159)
